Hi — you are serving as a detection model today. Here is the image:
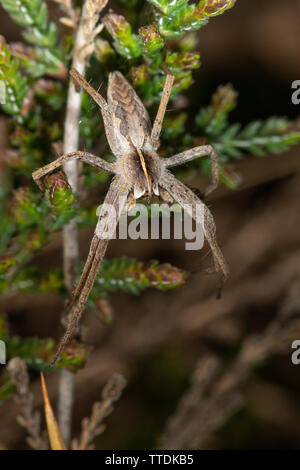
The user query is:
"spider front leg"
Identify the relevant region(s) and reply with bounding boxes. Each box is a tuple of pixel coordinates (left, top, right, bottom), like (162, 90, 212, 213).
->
(70, 68, 108, 110)
(160, 170, 229, 297)
(32, 151, 115, 191)
(151, 73, 175, 148)
(165, 145, 219, 197)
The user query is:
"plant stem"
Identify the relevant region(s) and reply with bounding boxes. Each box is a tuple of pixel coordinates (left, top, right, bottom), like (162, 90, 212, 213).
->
(57, 367, 75, 446)
(57, 0, 108, 446)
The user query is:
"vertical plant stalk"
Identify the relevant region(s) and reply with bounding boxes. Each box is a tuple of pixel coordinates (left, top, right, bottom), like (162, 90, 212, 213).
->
(58, 0, 108, 447)
(57, 368, 74, 447)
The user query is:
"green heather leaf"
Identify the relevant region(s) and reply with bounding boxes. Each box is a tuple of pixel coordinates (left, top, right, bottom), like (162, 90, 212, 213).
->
(0, 0, 65, 77)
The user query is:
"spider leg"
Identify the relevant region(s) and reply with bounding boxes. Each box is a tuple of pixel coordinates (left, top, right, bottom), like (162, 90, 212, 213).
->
(70, 68, 121, 156)
(160, 170, 229, 297)
(32, 151, 115, 191)
(151, 73, 175, 148)
(70, 68, 108, 110)
(50, 176, 130, 366)
(165, 145, 219, 196)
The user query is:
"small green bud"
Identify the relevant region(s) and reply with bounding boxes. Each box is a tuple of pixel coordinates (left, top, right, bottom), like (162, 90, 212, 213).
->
(141, 261, 187, 291)
(44, 171, 76, 213)
(103, 13, 142, 59)
(138, 24, 164, 56)
(12, 187, 41, 225)
(212, 84, 238, 113)
(94, 38, 115, 64)
(200, 0, 237, 17)
(173, 71, 194, 93)
(166, 52, 201, 73)
(0, 36, 29, 117)
(58, 340, 91, 373)
(130, 64, 150, 87)
(148, 0, 188, 15)
(179, 33, 197, 52)
(103, 13, 130, 38)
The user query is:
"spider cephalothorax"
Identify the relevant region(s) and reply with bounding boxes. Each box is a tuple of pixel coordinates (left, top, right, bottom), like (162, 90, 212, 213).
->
(33, 67, 229, 365)
(118, 149, 162, 198)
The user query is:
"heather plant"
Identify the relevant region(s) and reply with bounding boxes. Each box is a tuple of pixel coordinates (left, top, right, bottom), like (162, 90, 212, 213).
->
(0, 0, 299, 449)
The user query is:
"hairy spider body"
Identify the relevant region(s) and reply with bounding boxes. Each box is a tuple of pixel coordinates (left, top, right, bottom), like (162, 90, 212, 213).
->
(108, 71, 152, 153)
(32, 68, 229, 365)
(118, 149, 162, 198)
(108, 71, 162, 197)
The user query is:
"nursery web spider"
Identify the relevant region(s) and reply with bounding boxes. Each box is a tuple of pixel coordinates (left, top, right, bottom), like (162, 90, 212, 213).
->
(32, 67, 229, 366)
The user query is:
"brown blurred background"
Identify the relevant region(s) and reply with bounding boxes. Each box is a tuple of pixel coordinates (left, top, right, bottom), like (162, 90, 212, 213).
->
(1, 0, 300, 450)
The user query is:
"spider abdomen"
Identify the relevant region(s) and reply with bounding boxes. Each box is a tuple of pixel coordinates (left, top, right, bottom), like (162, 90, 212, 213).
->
(107, 71, 151, 153)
